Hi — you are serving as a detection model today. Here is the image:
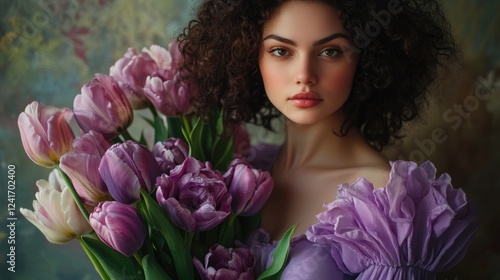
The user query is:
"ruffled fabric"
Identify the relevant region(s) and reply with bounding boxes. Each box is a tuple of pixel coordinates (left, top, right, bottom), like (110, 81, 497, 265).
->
(248, 229, 349, 279)
(306, 160, 479, 280)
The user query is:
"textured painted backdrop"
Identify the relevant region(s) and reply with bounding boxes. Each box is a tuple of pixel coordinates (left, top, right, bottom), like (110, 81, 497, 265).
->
(0, 0, 498, 279)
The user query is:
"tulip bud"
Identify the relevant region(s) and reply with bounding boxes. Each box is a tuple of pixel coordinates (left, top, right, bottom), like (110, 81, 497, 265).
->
(143, 73, 192, 117)
(193, 244, 255, 280)
(73, 74, 133, 139)
(156, 157, 231, 232)
(153, 138, 189, 174)
(60, 131, 112, 206)
(18, 101, 75, 168)
(90, 201, 145, 256)
(224, 158, 273, 216)
(20, 170, 92, 244)
(109, 48, 158, 109)
(99, 141, 161, 204)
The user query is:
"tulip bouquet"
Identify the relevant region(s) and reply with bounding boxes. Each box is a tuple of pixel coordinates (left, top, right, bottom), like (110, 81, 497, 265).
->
(17, 42, 294, 279)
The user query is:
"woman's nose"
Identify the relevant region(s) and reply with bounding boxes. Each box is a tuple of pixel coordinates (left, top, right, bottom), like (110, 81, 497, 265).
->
(294, 56, 318, 86)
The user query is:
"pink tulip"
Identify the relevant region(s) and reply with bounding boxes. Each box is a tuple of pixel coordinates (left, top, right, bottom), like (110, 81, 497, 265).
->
(18, 101, 75, 168)
(60, 131, 112, 206)
(20, 170, 92, 244)
(143, 72, 192, 117)
(90, 201, 145, 256)
(73, 74, 133, 139)
(109, 48, 158, 109)
(142, 42, 182, 71)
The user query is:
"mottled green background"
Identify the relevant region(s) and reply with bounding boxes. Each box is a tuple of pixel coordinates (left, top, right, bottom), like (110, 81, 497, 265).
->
(0, 0, 498, 279)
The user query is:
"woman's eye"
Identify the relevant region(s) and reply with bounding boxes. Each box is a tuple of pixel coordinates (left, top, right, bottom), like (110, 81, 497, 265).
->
(270, 48, 290, 57)
(320, 48, 342, 58)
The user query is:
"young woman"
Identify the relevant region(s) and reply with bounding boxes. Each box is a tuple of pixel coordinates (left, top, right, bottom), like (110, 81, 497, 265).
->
(179, 0, 479, 278)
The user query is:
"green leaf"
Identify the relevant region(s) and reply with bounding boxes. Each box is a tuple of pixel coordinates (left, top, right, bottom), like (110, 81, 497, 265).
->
(138, 131, 149, 146)
(139, 190, 194, 280)
(142, 253, 173, 280)
(212, 134, 234, 171)
(257, 224, 296, 280)
(153, 112, 168, 143)
(189, 117, 206, 161)
(200, 121, 214, 162)
(80, 236, 145, 280)
(141, 115, 154, 127)
(166, 116, 186, 141)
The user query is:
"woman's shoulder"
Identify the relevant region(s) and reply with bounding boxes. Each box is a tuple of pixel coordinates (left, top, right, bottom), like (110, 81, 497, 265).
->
(306, 160, 479, 278)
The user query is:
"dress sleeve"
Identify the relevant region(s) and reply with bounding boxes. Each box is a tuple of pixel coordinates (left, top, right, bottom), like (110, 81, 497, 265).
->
(306, 160, 479, 280)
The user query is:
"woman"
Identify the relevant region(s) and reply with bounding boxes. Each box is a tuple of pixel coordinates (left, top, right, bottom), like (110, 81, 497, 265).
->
(179, 0, 479, 278)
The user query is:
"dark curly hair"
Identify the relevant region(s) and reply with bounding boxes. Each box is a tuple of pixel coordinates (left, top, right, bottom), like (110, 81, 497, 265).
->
(178, 0, 458, 150)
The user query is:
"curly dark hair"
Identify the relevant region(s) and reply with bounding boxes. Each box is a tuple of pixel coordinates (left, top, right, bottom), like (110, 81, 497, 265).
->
(178, 0, 458, 150)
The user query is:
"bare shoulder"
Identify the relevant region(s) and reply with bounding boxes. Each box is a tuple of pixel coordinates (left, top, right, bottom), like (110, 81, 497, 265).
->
(349, 147, 391, 190)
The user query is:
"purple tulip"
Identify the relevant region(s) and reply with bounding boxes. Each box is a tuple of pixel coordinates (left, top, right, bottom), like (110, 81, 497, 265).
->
(99, 141, 161, 204)
(60, 131, 112, 206)
(143, 72, 192, 117)
(193, 244, 255, 280)
(153, 138, 189, 174)
(223, 158, 273, 216)
(90, 201, 145, 256)
(156, 157, 231, 232)
(109, 48, 158, 109)
(73, 74, 133, 139)
(18, 101, 75, 168)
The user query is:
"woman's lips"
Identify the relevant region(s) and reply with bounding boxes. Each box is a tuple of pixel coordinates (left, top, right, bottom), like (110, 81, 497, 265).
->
(289, 92, 323, 108)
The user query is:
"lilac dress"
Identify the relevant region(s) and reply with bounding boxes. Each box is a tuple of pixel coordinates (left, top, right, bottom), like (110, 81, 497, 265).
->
(248, 145, 479, 280)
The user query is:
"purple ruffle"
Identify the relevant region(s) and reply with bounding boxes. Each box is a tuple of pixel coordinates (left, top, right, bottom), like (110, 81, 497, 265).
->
(306, 160, 479, 280)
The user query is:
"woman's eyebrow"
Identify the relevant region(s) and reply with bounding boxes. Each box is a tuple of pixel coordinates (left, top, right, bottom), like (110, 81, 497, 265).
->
(262, 33, 349, 46)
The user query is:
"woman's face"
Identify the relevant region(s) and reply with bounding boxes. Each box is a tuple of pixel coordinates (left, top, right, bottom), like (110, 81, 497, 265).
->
(259, 1, 358, 126)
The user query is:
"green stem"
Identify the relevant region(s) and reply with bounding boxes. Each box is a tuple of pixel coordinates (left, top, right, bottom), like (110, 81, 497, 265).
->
(56, 166, 89, 222)
(180, 115, 191, 134)
(149, 104, 159, 118)
(228, 213, 237, 226)
(79, 237, 110, 280)
(185, 232, 195, 250)
(133, 253, 143, 265)
(121, 130, 135, 141)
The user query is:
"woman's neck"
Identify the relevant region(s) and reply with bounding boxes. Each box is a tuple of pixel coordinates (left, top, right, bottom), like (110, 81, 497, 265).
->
(277, 116, 368, 171)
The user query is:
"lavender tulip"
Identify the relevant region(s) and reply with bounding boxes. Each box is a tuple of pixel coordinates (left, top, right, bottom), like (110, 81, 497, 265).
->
(224, 158, 273, 216)
(153, 138, 189, 174)
(90, 201, 145, 256)
(109, 48, 158, 109)
(60, 131, 112, 206)
(20, 170, 92, 244)
(193, 244, 255, 280)
(99, 141, 161, 204)
(143, 72, 192, 117)
(18, 101, 75, 168)
(73, 74, 133, 139)
(156, 157, 231, 232)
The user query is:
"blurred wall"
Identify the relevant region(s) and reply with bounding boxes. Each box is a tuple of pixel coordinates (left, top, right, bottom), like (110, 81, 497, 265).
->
(0, 0, 498, 279)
